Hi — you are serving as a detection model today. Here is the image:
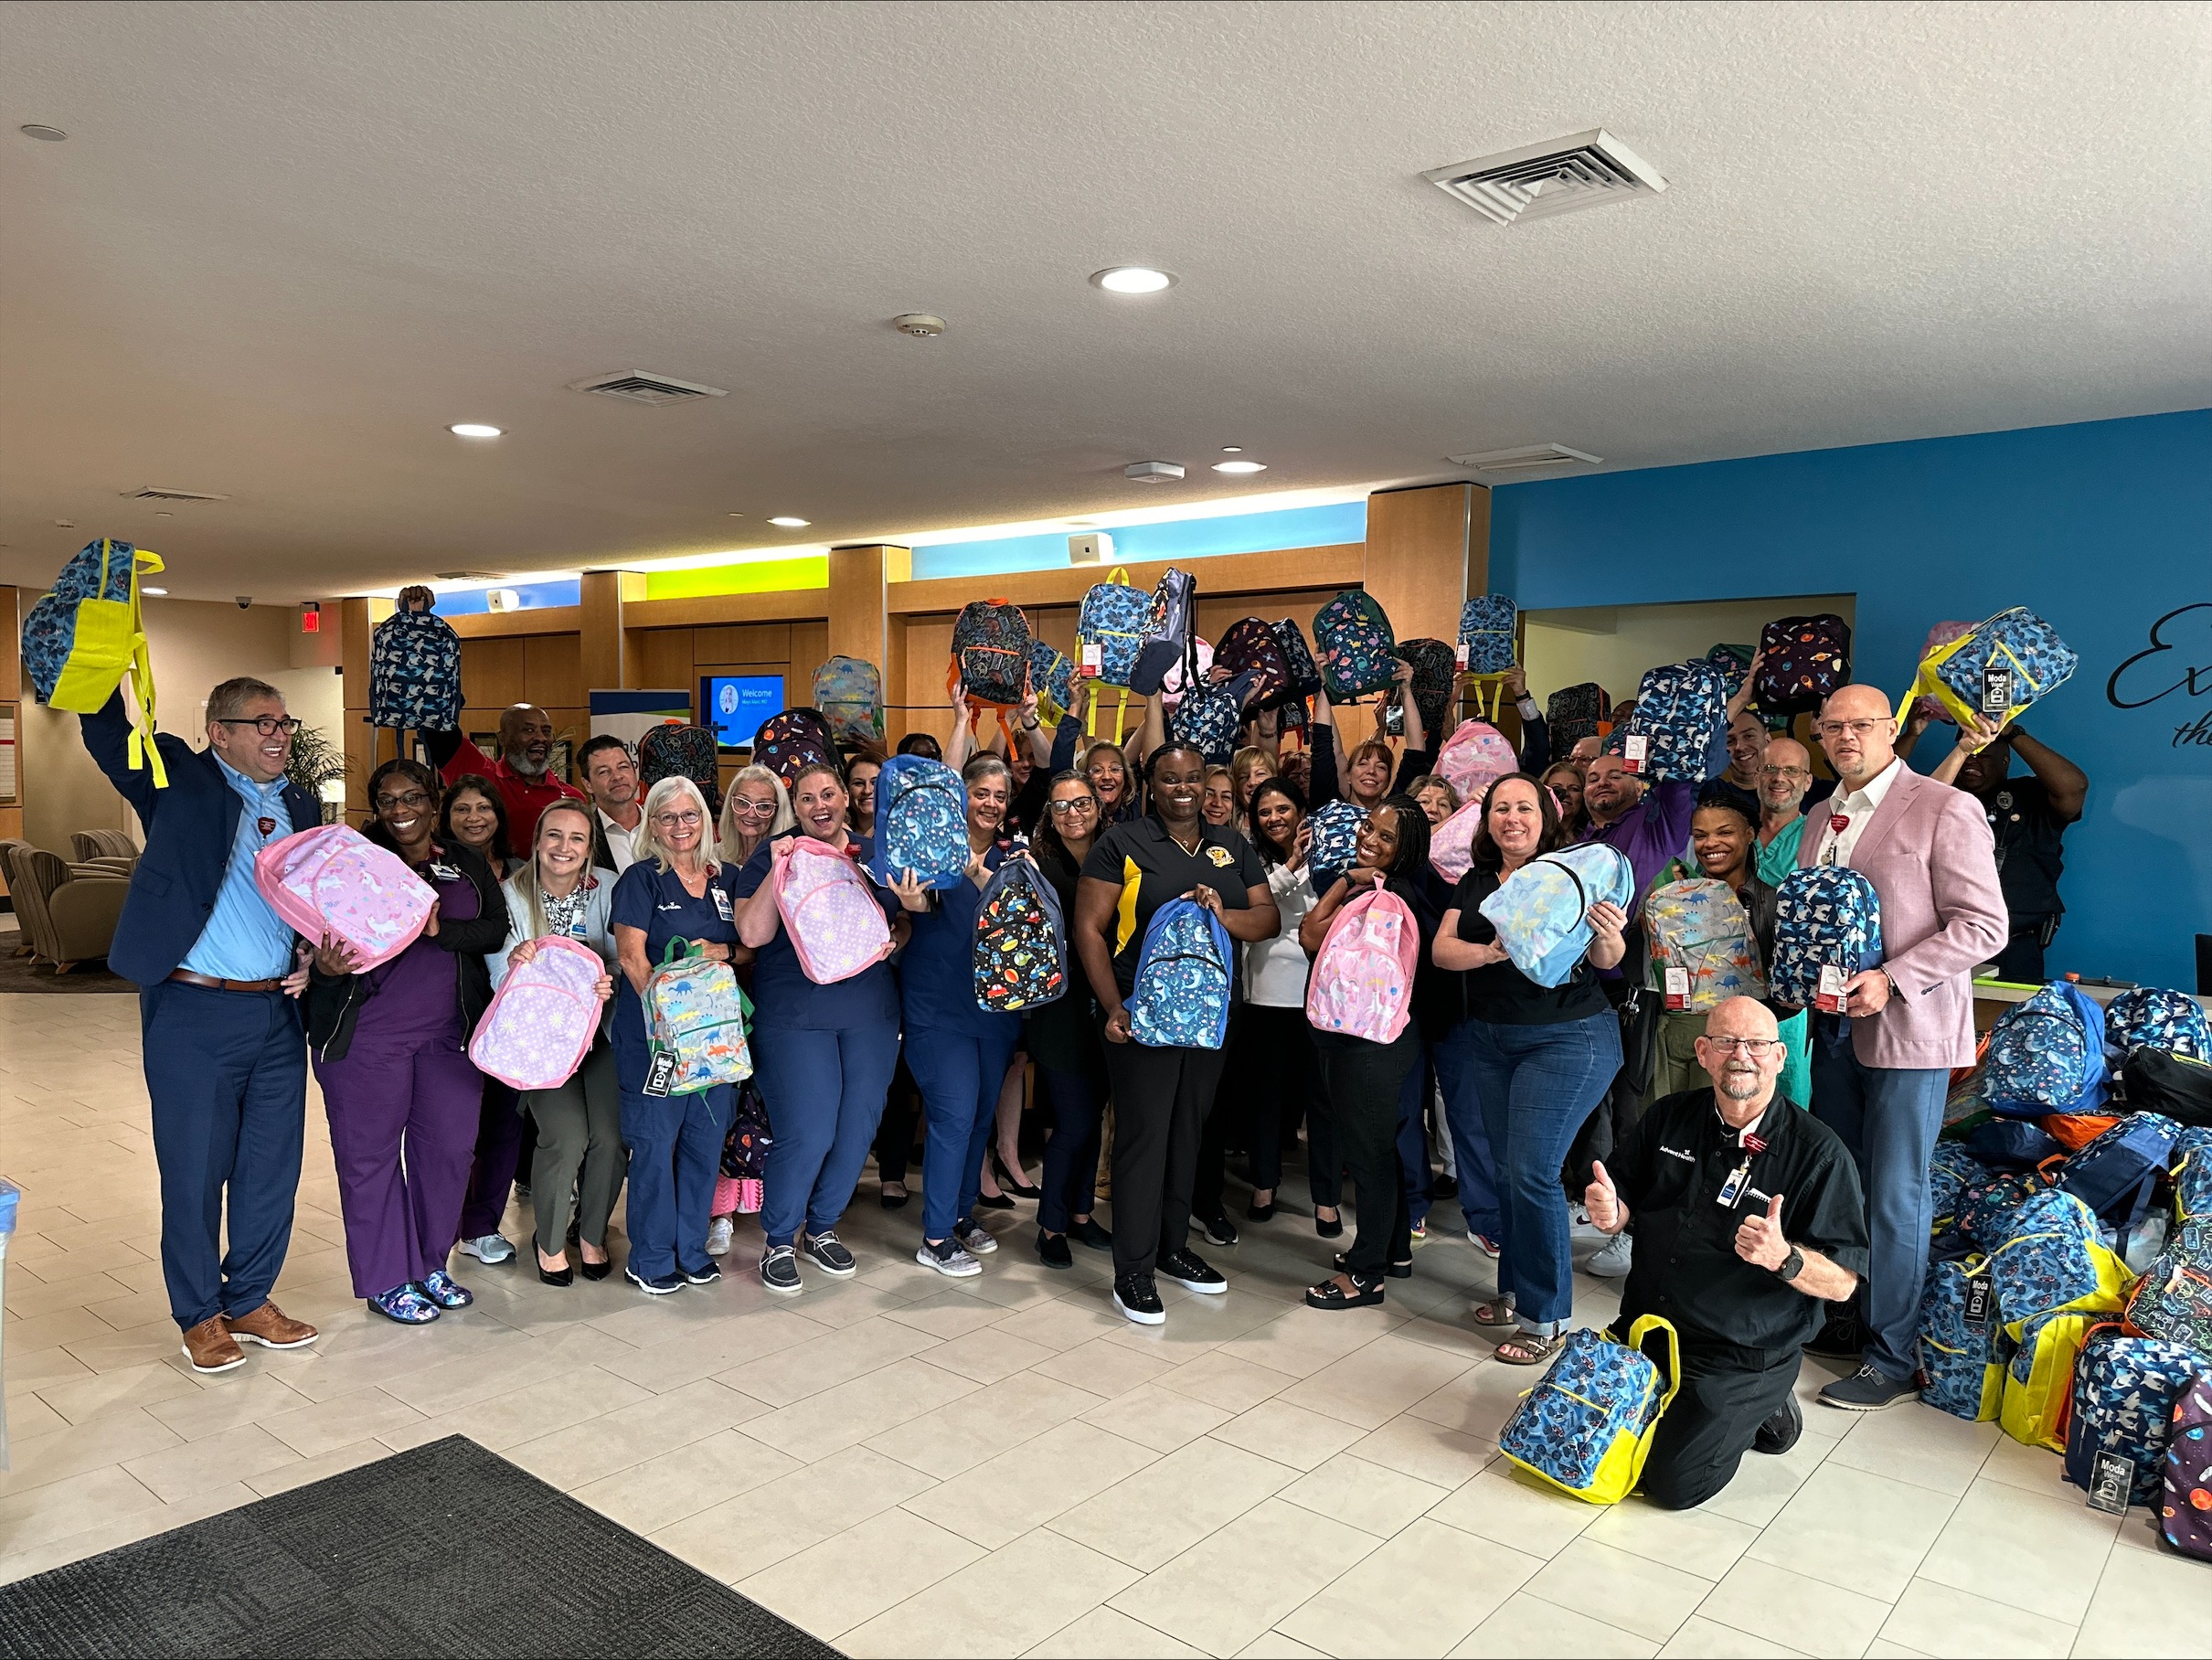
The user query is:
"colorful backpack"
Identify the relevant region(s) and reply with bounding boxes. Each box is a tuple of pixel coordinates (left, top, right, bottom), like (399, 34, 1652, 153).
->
(367, 601, 463, 732)
(1394, 638, 1458, 744)
(1127, 898, 1231, 1049)
(2001, 1309, 2103, 1451)
(1955, 1168, 2057, 1254)
(2124, 1049, 2212, 1130)
(1271, 617, 1324, 702)
(469, 934, 605, 1091)
(1026, 640, 1076, 727)
(812, 655, 884, 745)
(1479, 842, 1636, 990)
(2123, 1242, 2212, 1350)
(1643, 878, 1765, 1011)
(639, 723, 722, 816)
(1912, 607, 2079, 732)
(1768, 866, 1883, 1012)
(973, 857, 1066, 1014)
(1155, 635, 1214, 711)
(1753, 614, 1852, 716)
(1076, 567, 1149, 690)
(719, 1079, 773, 1198)
(1985, 982, 2110, 1118)
(1546, 682, 1612, 750)
(1457, 594, 1517, 676)
(1429, 799, 1484, 884)
(1436, 719, 1517, 808)
(1313, 590, 1398, 699)
(952, 599, 1033, 710)
(253, 825, 434, 972)
(1497, 1315, 1680, 1506)
(1169, 670, 1256, 765)
(865, 754, 969, 892)
(2159, 1373, 2212, 1561)
(751, 710, 835, 790)
(24, 538, 171, 786)
(2060, 1113, 2180, 1232)
(1919, 1254, 2009, 1422)
(775, 837, 893, 984)
(1130, 569, 1198, 697)
(1704, 643, 1755, 696)
(2063, 1327, 2203, 1507)
(1625, 661, 1730, 782)
(643, 938, 752, 1091)
(1930, 1142, 1990, 1238)
(2105, 988, 2211, 1064)
(1216, 618, 1293, 713)
(1987, 1187, 2133, 1335)
(1305, 887, 1420, 1044)
(1910, 622, 1977, 724)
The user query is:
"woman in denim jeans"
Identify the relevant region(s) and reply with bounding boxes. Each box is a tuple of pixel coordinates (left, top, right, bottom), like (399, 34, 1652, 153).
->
(1434, 774, 1627, 1365)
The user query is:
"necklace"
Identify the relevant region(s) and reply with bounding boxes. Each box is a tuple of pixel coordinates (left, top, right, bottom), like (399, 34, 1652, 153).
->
(1166, 824, 1203, 857)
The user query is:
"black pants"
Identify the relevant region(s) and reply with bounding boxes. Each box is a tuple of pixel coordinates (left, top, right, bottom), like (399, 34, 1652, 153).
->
(1101, 1037, 1228, 1279)
(1640, 1346, 1801, 1511)
(1313, 1027, 1420, 1279)
(1991, 919, 2054, 984)
(873, 1056, 924, 1186)
(1037, 1065, 1103, 1234)
(1230, 1004, 1324, 1195)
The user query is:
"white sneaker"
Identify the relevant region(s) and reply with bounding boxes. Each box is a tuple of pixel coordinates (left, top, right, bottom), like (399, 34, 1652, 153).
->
(1587, 1232, 1633, 1279)
(458, 1233, 514, 1265)
(957, 1222, 999, 1256)
(916, 1242, 983, 1278)
(706, 1217, 735, 1258)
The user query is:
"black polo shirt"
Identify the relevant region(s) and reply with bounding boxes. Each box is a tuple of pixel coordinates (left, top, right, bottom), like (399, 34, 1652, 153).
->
(1607, 1087, 1870, 1365)
(1975, 774, 2067, 922)
(1081, 817, 1267, 996)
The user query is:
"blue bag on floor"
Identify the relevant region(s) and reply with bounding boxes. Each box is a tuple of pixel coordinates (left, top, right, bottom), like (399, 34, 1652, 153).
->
(2058, 1113, 2179, 1231)
(1497, 1315, 1681, 1505)
(1919, 1254, 2009, 1421)
(1985, 982, 2110, 1118)
(2063, 1327, 2202, 1506)
(1127, 898, 1231, 1049)
(2103, 988, 2210, 1064)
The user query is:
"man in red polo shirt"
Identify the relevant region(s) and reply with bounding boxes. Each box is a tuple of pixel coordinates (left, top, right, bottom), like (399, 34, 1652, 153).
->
(423, 704, 583, 846)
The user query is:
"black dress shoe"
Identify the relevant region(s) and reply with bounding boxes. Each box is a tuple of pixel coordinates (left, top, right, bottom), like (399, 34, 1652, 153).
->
(1754, 1393, 1803, 1455)
(993, 1153, 1042, 1200)
(1431, 1173, 1460, 1201)
(1247, 1200, 1276, 1223)
(880, 1184, 910, 1210)
(1069, 1217, 1114, 1251)
(577, 1257, 613, 1282)
(1314, 1211, 1345, 1240)
(538, 1262, 574, 1287)
(1037, 1229, 1074, 1270)
(976, 1191, 1017, 1211)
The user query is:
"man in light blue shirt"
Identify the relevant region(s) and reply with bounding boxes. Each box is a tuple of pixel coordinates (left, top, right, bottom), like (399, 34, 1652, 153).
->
(179, 757, 297, 981)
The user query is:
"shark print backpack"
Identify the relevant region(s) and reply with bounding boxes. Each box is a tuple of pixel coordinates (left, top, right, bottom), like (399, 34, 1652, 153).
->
(1768, 866, 1883, 1011)
(2104, 987, 2210, 1064)
(368, 602, 464, 730)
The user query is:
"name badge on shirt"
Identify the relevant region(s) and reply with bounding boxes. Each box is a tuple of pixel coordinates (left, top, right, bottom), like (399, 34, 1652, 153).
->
(1715, 1158, 1752, 1208)
(1816, 963, 1847, 1014)
(428, 863, 461, 883)
(712, 888, 733, 922)
(1663, 965, 1690, 1011)
(1622, 734, 1648, 776)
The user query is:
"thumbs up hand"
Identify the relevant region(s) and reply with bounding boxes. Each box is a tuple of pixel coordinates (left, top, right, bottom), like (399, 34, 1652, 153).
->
(1584, 1160, 1625, 1235)
(1735, 1191, 1789, 1271)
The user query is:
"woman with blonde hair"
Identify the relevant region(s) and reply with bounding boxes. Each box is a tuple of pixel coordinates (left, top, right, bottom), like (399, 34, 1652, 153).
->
(1228, 746, 1277, 832)
(718, 764, 795, 867)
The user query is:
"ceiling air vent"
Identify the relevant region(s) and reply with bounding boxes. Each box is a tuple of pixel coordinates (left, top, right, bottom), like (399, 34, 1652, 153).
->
(1423, 130, 1666, 227)
(432, 569, 505, 581)
(567, 370, 729, 406)
(1448, 444, 1603, 474)
(123, 486, 229, 502)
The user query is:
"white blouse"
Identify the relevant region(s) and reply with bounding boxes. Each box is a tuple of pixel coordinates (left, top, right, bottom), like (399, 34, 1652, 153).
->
(1245, 860, 1318, 1008)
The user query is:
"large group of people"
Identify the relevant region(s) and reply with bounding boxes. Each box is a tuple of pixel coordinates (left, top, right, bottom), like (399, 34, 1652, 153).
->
(80, 616, 2091, 1510)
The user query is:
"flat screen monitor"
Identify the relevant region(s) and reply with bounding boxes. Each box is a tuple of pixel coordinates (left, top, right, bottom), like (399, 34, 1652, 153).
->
(700, 674, 783, 750)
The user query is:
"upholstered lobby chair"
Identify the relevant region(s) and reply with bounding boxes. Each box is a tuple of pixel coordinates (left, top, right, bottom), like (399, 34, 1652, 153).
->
(12, 847, 128, 974)
(0, 840, 39, 957)
(71, 829, 141, 864)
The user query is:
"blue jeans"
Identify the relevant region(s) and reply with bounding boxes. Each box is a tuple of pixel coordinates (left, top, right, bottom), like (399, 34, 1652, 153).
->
(1810, 1045, 1947, 1382)
(755, 1019, 902, 1247)
(1464, 1011, 1622, 1330)
(1434, 1021, 1504, 1243)
(618, 1083, 730, 1281)
(1037, 1065, 1103, 1234)
(908, 1024, 1023, 1243)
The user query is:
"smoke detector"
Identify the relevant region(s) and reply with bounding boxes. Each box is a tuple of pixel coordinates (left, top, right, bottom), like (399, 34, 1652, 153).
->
(1449, 443, 1603, 474)
(1423, 130, 1667, 227)
(567, 371, 729, 406)
(123, 486, 229, 502)
(891, 314, 946, 337)
(1123, 461, 1185, 484)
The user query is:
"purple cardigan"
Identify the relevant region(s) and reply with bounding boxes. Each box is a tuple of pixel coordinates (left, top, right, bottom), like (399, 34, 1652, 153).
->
(1577, 719, 1732, 909)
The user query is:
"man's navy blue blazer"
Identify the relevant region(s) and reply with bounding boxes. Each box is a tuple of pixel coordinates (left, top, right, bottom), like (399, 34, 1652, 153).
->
(80, 690, 321, 987)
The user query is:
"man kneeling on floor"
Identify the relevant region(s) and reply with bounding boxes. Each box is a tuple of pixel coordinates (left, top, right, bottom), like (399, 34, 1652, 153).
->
(1584, 996, 1869, 1509)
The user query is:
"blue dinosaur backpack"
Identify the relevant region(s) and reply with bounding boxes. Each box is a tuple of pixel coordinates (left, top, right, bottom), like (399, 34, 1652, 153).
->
(368, 603, 464, 730)
(1313, 590, 1398, 699)
(1478, 842, 1636, 990)
(866, 755, 969, 891)
(1127, 897, 1231, 1049)
(1305, 801, 1368, 883)
(1919, 1254, 2009, 1422)
(23, 537, 170, 787)
(1457, 594, 1517, 676)
(1270, 618, 1324, 702)
(1624, 661, 1730, 782)
(812, 655, 884, 745)
(1169, 671, 1256, 765)
(2104, 987, 2211, 1064)
(1985, 982, 2110, 1118)
(973, 857, 1066, 1014)
(1913, 606, 2079, 731)
(1987, 1187, 2133, 1336)
(1704, 643, 1755, 696)
(1929, 1142, 1991, 1239)
(2059, 1113, 2180, 1232)
(1768, 867, 1883, 1012)
(1129, 569, 1198, 697)
(1498, 1315, 1680, 1505)
(2063, 1326, 2203, 1506)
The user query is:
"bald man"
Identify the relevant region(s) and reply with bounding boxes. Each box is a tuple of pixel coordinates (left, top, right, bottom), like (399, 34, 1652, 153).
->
(1799, 685, 2005, 1412)
(425, 702, 585, 846)
(1753, 736, 1815, 886)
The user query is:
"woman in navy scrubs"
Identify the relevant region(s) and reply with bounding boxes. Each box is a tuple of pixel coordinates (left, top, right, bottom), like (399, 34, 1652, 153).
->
(890, 754, 1024, 1277)
(735, 759, 907, 1296)
(609, 777, 745, 1295)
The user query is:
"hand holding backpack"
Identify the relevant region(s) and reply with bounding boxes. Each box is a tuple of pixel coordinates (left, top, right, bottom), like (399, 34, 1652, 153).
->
(1215, 618, 1293, 712)
(865, 755, 969, 891)
(1907, 607, 2079, 731)
(774, 836, 893, 984)
(1478, 843, 1635, 989)
(1305, 886, 1419, 1044)
(1436, 719, 1516, 807)
(1754, 614, 1852, 715)
(1643, 878, 1765, 1010)
(751, 709, 835, 790)
(639, 723, 722, 816)
(470, 934, 606, 1091)
(812, 655, 885, 745)
(254, 825, 436, 972)
(1129, 569, 1198, 697)
(1126, 898, 1231, 1048)
(1313, 590, 1398, 699)
(974, 857, 1067, 1013)
(1623, 661, 1730, 782)
(1768, 867, 1883, 1012)
(23, 537, 171, 786)
(643, 938, 753, 1094)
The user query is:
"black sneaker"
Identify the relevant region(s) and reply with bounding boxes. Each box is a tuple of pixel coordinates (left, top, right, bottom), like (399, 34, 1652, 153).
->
(1037, 1230, 1074, 1270)
(759, 1245, 803, 1296)
(1194, 1213, 1239, 1248)
(1754, 1393, 1803, 1455)
(1817, 1363, 1919, 1412)
(678, 1260, 720, 1286)
(1112, 1272, 1165, 1325)
(1069, 1217, 1114, 1252)
(1156, 1246, 1227, 1294)
(624, 1266, 686, 1296)
(802, 1231, 858, 1278)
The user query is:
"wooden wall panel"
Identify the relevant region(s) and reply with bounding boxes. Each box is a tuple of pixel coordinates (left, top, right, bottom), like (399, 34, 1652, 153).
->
(634, 630, 696, 694)
(523, 633, 584, 711)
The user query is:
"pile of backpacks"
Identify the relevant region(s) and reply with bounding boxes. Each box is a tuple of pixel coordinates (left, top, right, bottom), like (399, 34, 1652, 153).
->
(1918, 981, 2212, 1560)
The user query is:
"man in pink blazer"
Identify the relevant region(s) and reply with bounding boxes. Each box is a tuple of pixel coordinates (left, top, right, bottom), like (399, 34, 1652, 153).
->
(1800, 685, 2007, 1411)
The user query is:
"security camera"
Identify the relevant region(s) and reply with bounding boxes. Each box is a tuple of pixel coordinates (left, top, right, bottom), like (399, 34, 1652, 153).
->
(236, 596, 253, 609)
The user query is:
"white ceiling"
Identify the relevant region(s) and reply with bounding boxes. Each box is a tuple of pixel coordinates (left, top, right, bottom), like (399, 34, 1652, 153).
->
(4, 1, 2209, 601)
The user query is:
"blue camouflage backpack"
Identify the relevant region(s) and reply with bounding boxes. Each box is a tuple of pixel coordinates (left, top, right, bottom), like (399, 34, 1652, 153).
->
(1169, 670, 1256, 765)
(2063, 1327, 2203, 1506)
(1498, 1315, 1681, 1505)
(2058, 1113, 2179, 1231)
(1313, 590, 1398, 699)
(1127, 898, 1231, 1048)
(1624, 661, 1730, 783)
(368, 602, 464, 729)
(1130, 569, 1198, 697)
(1027, 640, 1076, 726)
(866, 755, 969, 891)
(1457, 594, 1517, 676)
(1077, 567, 1148, 690)
(1916, 607, 2079, 731)
(1305, 801, 1368, 884)
(1919, 1254, 2009, 1422)
(23, 537, 170, 787)
(1985, 982, 2110, 1118)
(974, 857, 1066, 1014)
(1768, 867, 1883, 1011)
(2103, 987, 2210, 1064)
(1929, 1142, 1991, 1239)
(1478, 842, 1636, 990)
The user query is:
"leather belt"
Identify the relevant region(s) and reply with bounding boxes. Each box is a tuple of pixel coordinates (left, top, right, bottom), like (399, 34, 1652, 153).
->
(167, 969, 284, 993)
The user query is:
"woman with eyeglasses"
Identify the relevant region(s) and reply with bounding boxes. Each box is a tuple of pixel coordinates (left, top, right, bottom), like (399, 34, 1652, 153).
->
(734, 760, 907, 1296)
(1027, 770, 1112, 1266)
(609, 777, 749, 1295)
(303, 760, 511, 1325)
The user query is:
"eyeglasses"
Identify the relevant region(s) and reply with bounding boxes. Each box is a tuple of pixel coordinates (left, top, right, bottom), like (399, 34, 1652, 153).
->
(218, 715, 303, 737)
(373, 791, 432, 812)
(1048, 798, 1098, 814)
(654, 810, 703, 828)
(1759, 766, 1810, 780)
(728, 800, 777, 818)
(1814, 718, 1889, 740)
(1701, 1037, 1782, 1057)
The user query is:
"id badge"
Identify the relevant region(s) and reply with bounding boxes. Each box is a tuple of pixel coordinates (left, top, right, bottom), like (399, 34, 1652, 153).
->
(429, 863, 461, 883)
(1980, 665, 2014, 716)
(643, 1050, 676, 1098)
(712, 888, 733, 922)
(1622, 734, 1648, 776)
(1715, 1159, 1751, 1208)
(1664, 965, 1690, 1011)
(1816, 963, 1847, 1014)
(1079, 642, 1102, 679)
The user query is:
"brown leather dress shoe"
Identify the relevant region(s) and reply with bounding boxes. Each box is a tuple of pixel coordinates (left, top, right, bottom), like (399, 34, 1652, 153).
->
(181, 1315, 246, 1374)
(226, 1301, 318, 1350)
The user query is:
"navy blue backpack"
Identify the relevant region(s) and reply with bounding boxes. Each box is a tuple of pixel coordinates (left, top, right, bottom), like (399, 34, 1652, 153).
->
(1624, 660, 1730, 782)
(1127, 898, 1231, 1049)
(867, 755, 969, 891)
(1985, 982, 2110, 1119)
(2058, 1112, 2180, 1230)
(974, 857, 1066, 1013)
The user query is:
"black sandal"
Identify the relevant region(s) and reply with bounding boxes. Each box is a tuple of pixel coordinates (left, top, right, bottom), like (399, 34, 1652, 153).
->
(1333, 1250, 1412, 1280)
(1306, 1272, 1386, 1310)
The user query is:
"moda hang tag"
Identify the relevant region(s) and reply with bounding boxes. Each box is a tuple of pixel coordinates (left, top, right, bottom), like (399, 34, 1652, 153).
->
(643, 1050, 676, 1097)
(1664, 965, 1690, 1011)
(1622, 733, 1648, 775)
(2085, 1450, 2134, 1516)
(1980, 665, 2014, 715)
(1079, 643, 1102, 678)
(1963, 1272, 1994, 1326)
(1816, 963, 1847, 1014)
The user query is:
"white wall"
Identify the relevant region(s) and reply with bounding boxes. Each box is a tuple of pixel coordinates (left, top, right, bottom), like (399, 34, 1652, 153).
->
(1521, 593, 1857, 712)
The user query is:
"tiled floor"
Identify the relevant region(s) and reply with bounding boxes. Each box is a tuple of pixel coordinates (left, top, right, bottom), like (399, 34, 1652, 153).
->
(1, 991, 2205, 1658)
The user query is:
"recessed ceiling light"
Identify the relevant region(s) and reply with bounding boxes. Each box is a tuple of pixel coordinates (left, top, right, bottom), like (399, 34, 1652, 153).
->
(20, 124, 67, 143)
(154, 511, 175, 517)
(1090, 267, 1175, 295)
(449, 422, 503, 439)
(768, 516, 810, 529)
(1212, 460, 1267, 474)
(55, 520, 74, 528)
(142, 587, 167, 596)
(1220, 446, 1243, 453)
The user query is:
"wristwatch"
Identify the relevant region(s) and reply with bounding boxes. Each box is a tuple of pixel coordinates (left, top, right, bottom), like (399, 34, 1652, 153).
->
(1776, 1245, 1805, 1282)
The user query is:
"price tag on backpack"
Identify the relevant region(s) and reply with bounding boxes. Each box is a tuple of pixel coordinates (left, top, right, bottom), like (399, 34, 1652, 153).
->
(1816, 963, 1847, 1014)
(1079, 643, 1101, 678)
(1980, 665, 2014, 715)
(643, 1049, 676, 1097)
(1963, 1272, 1994, 1327)
(1455, 642, 1470, 670)
(2085, 1450, 2135, 1515)
(1664, 965, 1690, 1011)
(1622, 734, 1648, 776)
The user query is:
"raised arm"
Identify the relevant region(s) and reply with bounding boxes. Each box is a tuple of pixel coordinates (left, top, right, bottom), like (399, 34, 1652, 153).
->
(76, 690, 162, 825)
(2005, 726, 2087, 823)
(737, 842, 792, 947)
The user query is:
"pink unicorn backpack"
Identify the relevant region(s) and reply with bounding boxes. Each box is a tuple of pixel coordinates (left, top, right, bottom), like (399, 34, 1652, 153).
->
(253, 825, 434, 971)
(1437, 719, 1517, 806)
(1304, 886, 1420, 1044)
(469, 935, 604, 1091)
(1430, 799, 1484, 884)
(775, 837, 893, 984)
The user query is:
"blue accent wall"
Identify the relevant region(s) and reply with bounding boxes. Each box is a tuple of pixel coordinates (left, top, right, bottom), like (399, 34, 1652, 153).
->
(910, 501, 1365, 581)
(1491, 409, 2212, 990)
(434, 579, 580, 616)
